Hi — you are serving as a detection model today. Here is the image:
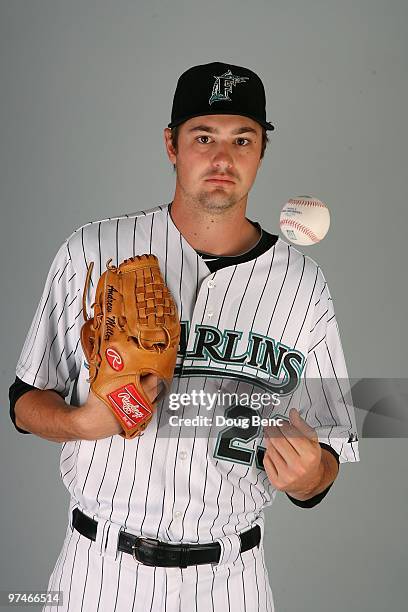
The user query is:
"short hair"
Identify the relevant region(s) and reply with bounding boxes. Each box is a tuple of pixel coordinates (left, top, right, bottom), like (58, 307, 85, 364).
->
(169, 123, 269, 171)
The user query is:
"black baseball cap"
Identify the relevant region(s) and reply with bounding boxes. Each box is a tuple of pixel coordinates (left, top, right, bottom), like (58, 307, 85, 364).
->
(168, 62, 275, 132)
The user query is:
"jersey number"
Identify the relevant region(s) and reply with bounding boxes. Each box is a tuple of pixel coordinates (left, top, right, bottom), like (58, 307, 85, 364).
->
(214, 404, 266, 470)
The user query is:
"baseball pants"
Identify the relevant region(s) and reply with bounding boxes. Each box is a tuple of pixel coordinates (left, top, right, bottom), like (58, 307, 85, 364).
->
(42, 511, 275, 611)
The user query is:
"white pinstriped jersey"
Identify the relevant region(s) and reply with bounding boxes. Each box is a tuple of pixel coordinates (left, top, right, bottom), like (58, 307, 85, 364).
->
(16, 202, 359, 544)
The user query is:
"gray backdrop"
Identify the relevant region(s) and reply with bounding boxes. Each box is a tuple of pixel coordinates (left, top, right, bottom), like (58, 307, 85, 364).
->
(1, 1, 407, 610)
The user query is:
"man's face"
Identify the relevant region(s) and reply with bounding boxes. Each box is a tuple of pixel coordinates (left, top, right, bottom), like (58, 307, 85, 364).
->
(164, 115, 263, 213)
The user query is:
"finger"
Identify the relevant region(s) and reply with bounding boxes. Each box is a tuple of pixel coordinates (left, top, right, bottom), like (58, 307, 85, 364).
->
(263, 421, 287, 440)
(140, 374, 165, 404)
(263, 447, 292, 488)
(264, 421, 298, 447)
(149, 380, 166, 404)
(141, 373, 159, 387)
(273, 413, 315, 439)
(153, 380, 166, 403)
(265, 431, 300, 465)
(274, 419, 318, 456)
(288, 408, 318, 442)
(266, 444, 288, 471)
(140, 374, 159, 394)
(262, 452, 279, 482)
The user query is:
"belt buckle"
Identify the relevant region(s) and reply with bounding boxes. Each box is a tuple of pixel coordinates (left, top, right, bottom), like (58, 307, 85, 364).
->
(131, 537, 190, 568)
(131, 536, 161, 566)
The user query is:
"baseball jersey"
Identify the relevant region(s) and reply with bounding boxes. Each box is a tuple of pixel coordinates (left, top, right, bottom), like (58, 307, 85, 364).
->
(13, 202, 360, 545)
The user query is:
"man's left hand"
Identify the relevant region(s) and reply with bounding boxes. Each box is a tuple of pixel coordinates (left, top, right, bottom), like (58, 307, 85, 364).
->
(263, 408, 327, 500)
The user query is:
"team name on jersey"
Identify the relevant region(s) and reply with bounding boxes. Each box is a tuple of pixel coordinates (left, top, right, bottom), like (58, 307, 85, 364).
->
(177, 323, 306, 395)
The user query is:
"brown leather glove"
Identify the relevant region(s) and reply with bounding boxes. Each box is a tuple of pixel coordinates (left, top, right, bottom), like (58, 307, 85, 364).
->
(80, 254, 180, 439)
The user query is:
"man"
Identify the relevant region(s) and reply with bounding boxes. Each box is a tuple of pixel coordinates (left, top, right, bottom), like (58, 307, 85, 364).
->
(9, 61, 359, 611)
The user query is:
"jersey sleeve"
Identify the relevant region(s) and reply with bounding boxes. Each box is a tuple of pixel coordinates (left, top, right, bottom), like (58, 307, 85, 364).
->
(15, 239, 83, 398)
(299, 270, 360, 464)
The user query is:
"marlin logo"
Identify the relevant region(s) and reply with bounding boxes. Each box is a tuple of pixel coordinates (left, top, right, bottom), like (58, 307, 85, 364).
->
(209, 69, 249, 105)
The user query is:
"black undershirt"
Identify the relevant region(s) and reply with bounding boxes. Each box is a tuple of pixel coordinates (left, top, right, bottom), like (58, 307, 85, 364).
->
(195, 219, 278, 272)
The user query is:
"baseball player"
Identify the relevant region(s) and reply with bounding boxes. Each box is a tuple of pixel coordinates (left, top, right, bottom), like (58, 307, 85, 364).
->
(9, 61, 360, 611)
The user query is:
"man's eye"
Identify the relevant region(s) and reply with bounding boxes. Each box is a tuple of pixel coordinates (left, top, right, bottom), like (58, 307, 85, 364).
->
(196, 136, 251, 145)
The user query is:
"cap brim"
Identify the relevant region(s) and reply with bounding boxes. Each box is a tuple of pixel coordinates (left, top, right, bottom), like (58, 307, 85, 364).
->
(167, 110, 275, 131)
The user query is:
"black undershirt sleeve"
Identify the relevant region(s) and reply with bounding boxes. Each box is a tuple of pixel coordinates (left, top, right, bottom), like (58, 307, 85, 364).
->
(8, 376, 65, 435)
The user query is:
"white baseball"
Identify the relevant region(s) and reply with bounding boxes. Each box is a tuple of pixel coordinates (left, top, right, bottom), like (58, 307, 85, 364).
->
(279, 195, 330, 246)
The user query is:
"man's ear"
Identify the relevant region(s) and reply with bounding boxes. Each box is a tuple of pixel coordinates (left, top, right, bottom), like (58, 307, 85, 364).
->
(164, 128, 177, 165)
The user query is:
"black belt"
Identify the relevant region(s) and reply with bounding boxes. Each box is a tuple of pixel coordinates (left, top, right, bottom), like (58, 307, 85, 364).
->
(72, 508, 261, 568)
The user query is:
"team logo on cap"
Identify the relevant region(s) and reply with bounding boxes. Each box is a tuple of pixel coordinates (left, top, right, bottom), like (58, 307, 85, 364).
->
(209, 69, 249, 105)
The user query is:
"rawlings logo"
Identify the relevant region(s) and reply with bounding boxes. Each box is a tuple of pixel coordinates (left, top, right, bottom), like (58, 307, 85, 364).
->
(108, 384, 152, 428)
(118, 392, 144, 417)
(106, 347, 124, 371)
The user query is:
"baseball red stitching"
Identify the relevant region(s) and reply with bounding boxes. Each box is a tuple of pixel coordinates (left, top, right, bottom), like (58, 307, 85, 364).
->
(288, 199, 326, 208)
(279, 219, 319, 242)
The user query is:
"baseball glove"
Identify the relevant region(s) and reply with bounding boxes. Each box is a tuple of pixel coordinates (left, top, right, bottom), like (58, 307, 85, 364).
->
(80, 254, 180, 439)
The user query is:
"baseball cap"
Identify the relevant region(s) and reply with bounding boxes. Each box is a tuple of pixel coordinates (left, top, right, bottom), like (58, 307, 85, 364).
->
(168, 61, 275, 132)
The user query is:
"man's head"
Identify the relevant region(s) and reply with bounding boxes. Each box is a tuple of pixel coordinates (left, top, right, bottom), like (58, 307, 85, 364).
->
(164, 62, 275, 214)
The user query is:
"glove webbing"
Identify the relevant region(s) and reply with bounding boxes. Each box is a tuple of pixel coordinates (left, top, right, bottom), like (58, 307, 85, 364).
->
(122, 265, 174, 335)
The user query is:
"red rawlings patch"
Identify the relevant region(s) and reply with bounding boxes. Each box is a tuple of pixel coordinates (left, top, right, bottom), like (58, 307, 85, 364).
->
(106, 347, 124, 371)
(108, 384, 152, 429)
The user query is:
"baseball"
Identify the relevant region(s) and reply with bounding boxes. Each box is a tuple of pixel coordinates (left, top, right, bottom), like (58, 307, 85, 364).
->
(279, 195, 330, 246)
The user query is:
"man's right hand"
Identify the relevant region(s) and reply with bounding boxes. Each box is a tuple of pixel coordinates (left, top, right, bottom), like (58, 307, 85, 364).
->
(73, 374, 163, 441)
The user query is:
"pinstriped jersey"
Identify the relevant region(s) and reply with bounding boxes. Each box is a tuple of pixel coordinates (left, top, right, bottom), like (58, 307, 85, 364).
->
(15, 202, 359, 543)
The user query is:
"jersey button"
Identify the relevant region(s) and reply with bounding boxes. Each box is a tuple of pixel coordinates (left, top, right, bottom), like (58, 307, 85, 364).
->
(179, 451, 187, 460)
(207, 312, 214, 319)
(207, 280, 216, 289)
(174, 510, 182, 519)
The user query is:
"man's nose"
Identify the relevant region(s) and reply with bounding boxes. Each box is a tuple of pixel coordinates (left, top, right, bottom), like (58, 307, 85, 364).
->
(211, 144, 234, 169)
